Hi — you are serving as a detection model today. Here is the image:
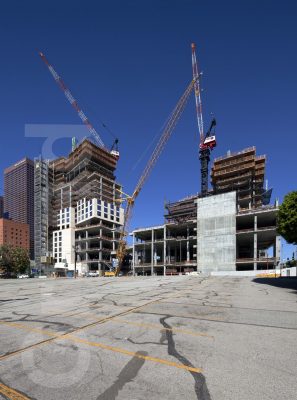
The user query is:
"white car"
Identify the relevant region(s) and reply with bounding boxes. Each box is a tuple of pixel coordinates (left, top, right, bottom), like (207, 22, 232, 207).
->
(87, 271, 99, 277)
(17, 274, 29, 279)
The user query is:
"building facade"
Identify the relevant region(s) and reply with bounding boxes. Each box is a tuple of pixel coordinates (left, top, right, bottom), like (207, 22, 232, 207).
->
(34, 139, 124, 275)
(0, 196, 3, 218)
(4, 158, 34, 258)
(0, 218, 29, 251)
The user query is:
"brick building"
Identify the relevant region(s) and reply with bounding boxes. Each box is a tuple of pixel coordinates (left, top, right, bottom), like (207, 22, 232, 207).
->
(0, 218, 30, 251)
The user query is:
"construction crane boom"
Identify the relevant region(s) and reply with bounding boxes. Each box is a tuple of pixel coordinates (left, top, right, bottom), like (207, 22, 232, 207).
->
(115, 78, 196, 274)
(39, 51, 106, 150)
(191, 43, 204, 144)
(191, 43, 216, 197)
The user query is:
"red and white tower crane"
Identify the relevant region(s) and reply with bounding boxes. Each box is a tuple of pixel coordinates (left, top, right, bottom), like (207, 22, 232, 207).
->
(191, 43, 216, 196)
(39, 51, 119, 159)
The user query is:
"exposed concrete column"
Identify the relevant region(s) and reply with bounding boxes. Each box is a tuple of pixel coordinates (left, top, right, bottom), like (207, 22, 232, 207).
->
(163, 225, 166, 276)
(151, 229, 154, 276)
(132, 233, 135, 276)
(187, 226, 190, 262)
(98, 250, 102, 272)
(254, 215, 258, 270)
(274, 235, 281, 263)
(112, 224, 116, 251)
(86, 230, 89, 251)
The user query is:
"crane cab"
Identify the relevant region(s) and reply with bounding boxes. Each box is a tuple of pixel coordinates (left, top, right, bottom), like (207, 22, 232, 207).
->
(111, 150, 120, 160)
(203, 135, 216, 149)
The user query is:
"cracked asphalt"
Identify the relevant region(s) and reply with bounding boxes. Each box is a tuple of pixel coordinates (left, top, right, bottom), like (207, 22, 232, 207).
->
(0, 275, 297, 400)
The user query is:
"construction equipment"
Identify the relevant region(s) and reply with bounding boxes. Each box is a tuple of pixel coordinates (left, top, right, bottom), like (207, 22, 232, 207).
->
(39, 51, 119, 160)
(191, 43, 216, 196)
(114, 78, 196, 275)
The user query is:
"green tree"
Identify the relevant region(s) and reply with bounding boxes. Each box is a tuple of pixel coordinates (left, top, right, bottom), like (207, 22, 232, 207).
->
(12, 247, 30, 274)
(0, 244, 14, 277)
(277, 191, 297, 245)
(0, 245, 30, 278)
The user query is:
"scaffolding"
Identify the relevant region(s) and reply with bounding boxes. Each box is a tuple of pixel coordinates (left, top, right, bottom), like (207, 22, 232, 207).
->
(34, 157, 51, 271)
(211, 147, 266, 209)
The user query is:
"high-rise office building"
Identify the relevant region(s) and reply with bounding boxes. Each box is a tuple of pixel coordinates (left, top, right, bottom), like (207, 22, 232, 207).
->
(4, 158, 34, 258)
(0, 196, 3, 218)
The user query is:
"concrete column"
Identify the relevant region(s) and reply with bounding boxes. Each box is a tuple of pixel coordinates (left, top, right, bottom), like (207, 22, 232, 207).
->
(86, 230, 89, 251)
(151, 229, 154, 276)
(274, 235, 281, 262)
(254, 216, 257, 270)
(253, 234, 257, 270)
(112, 224, 116, 251)
(187, 226, 190, 262)
(163, 225, 166, 276)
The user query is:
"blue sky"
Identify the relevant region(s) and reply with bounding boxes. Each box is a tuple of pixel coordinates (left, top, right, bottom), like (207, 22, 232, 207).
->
(0, 0, 296, 259)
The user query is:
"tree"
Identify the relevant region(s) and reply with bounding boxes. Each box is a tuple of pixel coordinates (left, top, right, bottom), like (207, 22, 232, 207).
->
(277, 191, 297, 245)
(0, 245, 30, 278)
(0, 244, 14, 278)
(12, 247, 30, 274)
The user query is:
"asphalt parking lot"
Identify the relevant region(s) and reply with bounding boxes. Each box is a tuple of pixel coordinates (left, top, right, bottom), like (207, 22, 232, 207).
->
(0, 275, 297, 400)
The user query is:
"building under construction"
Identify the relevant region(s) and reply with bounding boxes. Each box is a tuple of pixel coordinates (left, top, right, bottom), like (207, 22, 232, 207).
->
(131, 147, 280, 275)
(34, 139, 124, 275)
(211, 147, 268, 209)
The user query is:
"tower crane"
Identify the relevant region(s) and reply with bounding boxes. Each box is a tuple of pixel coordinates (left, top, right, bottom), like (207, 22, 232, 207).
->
(191, 43, 216, 197)
(114, 78, 196, 275)
(39, 51, 119, 160)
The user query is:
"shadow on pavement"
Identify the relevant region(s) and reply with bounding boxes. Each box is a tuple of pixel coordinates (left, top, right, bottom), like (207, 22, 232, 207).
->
(253, 277, 297, 294)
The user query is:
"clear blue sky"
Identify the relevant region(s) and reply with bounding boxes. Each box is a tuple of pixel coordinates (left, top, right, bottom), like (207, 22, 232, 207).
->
(0, 0, 296, 259)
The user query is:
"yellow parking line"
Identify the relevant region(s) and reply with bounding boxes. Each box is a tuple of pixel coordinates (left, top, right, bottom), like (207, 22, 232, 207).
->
(64, 334, 203, 373)
(0, 382, 31, 400)
(133, 310, 225, 322)
(51, 309, 213, 339)
(110, 318, 213, 338)
(0, 320, 202, 374)
(0, 320, 58, 338)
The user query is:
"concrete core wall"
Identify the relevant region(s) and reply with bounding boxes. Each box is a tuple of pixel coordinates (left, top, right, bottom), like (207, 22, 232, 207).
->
(197, 192, 236, 273)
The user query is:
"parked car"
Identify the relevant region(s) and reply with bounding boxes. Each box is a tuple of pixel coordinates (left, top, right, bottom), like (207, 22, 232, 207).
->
(87, 271, 99, 277)
(17, 274, 29, 279)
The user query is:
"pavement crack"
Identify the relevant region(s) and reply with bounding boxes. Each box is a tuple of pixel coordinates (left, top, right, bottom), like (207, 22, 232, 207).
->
(160, 315, 211, 400)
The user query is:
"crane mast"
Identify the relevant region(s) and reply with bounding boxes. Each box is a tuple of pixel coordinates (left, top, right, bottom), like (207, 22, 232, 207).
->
(115, 78, 196, 274)
(39, 51, 118, 156)
(191, 43, 216, 197)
